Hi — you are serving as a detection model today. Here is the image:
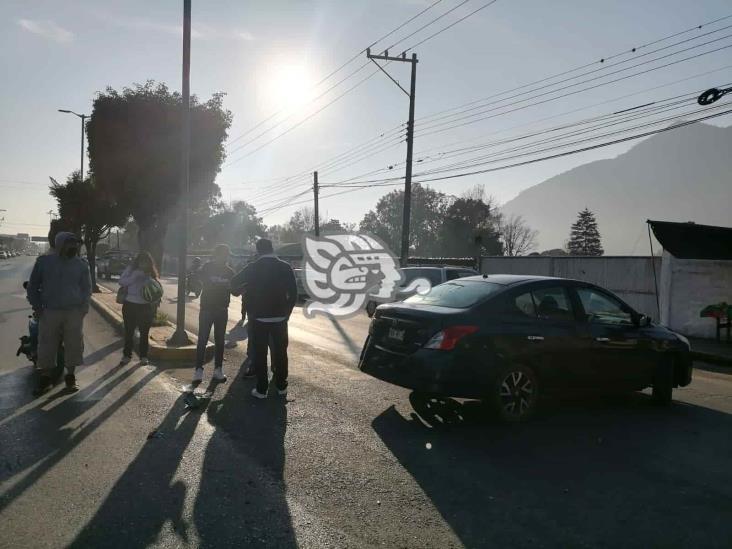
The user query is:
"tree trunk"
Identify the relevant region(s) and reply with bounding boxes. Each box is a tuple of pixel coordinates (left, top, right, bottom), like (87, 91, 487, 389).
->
(137, 219, 168, 275)
(85, 236, 100, 293)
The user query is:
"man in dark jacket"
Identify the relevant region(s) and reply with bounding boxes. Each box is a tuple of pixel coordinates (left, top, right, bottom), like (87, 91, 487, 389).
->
(231, 239, 297, 398)
(193, 244, 235, 384)
(27, 231, 91, 395)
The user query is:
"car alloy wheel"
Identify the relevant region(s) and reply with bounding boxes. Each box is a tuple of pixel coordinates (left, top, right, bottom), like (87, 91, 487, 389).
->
(496, 366, 538, 422)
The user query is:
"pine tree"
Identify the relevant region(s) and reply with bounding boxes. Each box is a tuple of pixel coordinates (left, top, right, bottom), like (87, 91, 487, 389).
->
(567, 208, 604, 256)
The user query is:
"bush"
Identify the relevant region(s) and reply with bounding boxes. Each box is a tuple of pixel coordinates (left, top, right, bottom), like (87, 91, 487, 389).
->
(152, 310, 171, 327)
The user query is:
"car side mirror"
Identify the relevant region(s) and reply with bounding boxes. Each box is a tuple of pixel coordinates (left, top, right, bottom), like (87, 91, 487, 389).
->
(635, 314, 651, 327)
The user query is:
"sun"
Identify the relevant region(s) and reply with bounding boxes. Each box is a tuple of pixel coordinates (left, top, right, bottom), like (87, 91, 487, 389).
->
(263, 62, 316, 112)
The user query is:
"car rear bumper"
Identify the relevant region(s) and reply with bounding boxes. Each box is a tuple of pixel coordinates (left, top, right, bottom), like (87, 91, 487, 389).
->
(358, 336, 491, 398)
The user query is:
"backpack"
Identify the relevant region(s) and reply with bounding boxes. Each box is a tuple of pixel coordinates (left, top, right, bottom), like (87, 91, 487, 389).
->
(142, 278, 164, 303)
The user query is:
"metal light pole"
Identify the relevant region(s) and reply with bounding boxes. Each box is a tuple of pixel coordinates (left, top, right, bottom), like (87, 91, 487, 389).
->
(169, 0, 192, 345)
(58, 110, 88, 180)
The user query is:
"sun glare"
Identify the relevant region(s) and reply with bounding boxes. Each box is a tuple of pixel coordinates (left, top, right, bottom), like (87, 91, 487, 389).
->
(263, 62, 316, 112)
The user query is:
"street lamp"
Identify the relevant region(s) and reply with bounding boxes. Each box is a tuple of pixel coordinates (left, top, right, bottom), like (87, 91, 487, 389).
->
(58, 109, 89, 180)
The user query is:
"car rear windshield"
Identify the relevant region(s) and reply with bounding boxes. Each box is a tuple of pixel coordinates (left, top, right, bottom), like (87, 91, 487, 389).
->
(404, 280, 503, 308)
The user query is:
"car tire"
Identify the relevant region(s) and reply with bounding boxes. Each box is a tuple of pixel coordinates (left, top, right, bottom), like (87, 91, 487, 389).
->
(492, 364, 539, 422)
(652, 356, 674, 406)
(366, 301, 377, 317)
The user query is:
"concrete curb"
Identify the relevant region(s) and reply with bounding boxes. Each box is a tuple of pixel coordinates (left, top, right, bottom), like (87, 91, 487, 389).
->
(691, 350, 732, 367)
(90, 293, 211, 363)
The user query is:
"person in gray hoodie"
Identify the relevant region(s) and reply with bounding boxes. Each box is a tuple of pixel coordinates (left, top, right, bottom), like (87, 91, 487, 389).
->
(27, 231, 92, 395)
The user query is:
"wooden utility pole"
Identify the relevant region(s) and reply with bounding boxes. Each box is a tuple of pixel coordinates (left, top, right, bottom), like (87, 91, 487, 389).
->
(313, 171, 320, 237)
(366, 49, 418, 266)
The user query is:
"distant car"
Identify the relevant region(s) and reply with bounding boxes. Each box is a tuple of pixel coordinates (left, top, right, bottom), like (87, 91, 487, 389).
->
(365, 266, 478, 317)
(0, 251, 7, 259)
(359, 275, 693, 422)
(293, 268, 309, 300)
(97, 251, 134, 279)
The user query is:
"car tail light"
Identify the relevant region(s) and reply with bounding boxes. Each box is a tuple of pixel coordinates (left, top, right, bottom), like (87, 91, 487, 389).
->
(423, 325, 479, 350)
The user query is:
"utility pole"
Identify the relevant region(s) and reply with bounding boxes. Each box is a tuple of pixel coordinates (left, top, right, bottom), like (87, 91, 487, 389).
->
(313, 171, 320, 237)
(170, 0, 192, 346)
(366, 48, 418, 266)
(58, 110, 89, 180)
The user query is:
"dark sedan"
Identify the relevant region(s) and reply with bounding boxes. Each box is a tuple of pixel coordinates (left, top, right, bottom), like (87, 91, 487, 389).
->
(359, 275, 692, 422)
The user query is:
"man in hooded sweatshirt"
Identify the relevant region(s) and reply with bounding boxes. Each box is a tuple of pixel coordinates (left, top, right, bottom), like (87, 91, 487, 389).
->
(27, 231, 92, 395)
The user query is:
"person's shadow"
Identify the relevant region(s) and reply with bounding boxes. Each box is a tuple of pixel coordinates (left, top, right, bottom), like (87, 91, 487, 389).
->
(193, 367, 295, 547)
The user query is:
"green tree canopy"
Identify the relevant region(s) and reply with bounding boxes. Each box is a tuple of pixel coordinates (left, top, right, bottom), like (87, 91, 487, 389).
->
(359, 184, 447, 256)
(440, 196, 502, 257)
(567, 208, 604, 256)
(86, 81, 232, 264)
(50, 171, 128, 290)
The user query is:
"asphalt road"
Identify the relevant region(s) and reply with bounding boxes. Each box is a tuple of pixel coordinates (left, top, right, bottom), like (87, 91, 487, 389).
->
(1, 257, 731, 548)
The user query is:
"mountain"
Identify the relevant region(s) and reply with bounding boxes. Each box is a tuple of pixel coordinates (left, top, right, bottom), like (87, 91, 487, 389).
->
(500, 122, 732, 255)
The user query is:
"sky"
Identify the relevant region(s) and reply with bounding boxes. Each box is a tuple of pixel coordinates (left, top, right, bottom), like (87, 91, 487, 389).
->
(1, 0, 731, 243)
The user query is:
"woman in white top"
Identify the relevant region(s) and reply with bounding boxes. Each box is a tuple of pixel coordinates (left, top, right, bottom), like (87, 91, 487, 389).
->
(118, 252, 158, 365)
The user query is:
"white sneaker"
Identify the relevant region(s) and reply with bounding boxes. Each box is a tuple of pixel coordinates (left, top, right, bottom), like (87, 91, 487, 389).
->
(213, 367, 227, 382)
(119, 356, 131, 365)
(251, 388, 267, 399)
(192, 367, 204, 383)
(139, 358, 149, 366)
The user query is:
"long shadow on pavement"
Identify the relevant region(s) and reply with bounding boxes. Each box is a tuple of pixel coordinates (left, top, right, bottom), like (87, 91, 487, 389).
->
(372, 392, 732, 548)
(69, 393, 204, 548)
(193, 368, 296, 547)
(0, 354, 158, 513)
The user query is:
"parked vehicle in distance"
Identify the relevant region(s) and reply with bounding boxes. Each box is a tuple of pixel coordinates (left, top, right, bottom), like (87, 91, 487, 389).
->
(359, 274, 693, 422)
(365, 266, 478, 317)
(0, 251, 7, 259)
(293, 268, 309, 300)
(97, 250, 134, 279)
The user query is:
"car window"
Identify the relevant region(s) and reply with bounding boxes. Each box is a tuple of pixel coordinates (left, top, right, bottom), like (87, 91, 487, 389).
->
(532, 286, 575, 321)
(404, 280, 503, 308)
(496, 291, 537, 318)
(445, 269, 461, 281)
(577, 287, 633, 325)
(403, 268, 442, 287)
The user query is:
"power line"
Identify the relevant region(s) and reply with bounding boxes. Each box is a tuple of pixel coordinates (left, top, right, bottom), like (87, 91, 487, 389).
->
(402, 0, 500, 54)
(224, 0, 447, 151)
(415, 39, 732, 138)
(414, 13, 732, 125)
(228, 15, 732, 199)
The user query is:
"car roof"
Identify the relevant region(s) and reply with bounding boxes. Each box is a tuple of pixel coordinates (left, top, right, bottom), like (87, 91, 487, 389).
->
(460, 274, 581, 286)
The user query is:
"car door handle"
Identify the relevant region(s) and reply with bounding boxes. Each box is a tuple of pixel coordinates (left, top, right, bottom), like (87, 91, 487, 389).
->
(527, 335, 544, 341)
(595, 337, 610, 342)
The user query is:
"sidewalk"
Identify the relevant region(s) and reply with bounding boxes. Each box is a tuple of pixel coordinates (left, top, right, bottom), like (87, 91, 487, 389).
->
(90, 286, 211, 362)
(691, 337, 732, 366)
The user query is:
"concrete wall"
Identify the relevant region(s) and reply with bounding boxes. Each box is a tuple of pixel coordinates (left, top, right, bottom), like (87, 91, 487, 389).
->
(659, 252, 732, 338)
(480, 256, 662, 318)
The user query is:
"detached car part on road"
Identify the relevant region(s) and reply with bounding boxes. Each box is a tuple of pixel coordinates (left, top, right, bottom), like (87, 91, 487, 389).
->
(359, 275, 692, 422)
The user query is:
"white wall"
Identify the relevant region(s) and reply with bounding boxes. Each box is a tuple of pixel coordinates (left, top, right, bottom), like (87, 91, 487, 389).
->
(659, 252, 732, 338)
(480, 256, 661, 318)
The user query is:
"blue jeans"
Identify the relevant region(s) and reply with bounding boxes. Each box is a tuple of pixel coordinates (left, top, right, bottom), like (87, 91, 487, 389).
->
(196, 307, 228, 368)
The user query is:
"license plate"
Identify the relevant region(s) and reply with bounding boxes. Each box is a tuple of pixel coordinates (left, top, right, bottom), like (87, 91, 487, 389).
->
(388, 327, 405, 341)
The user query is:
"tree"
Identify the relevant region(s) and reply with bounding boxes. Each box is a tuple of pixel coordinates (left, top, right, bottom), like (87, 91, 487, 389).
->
(359, 184, 447, 256)
(87, 81, 232, 267)
(194, 200, 265, 249)
(50, 172, 127, 291)
(440, 196, 502, 257)
(501, 214, 539, 256)
(567, 208, 604, 256)
(320, 218, 355, 233)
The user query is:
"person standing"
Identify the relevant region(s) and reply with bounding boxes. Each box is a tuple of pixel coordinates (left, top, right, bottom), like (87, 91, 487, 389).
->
(26, 232, 91, 395)
(118, 252, 160, 366)
(193, 244, 235, 383)
(231, 239, 297, 399)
